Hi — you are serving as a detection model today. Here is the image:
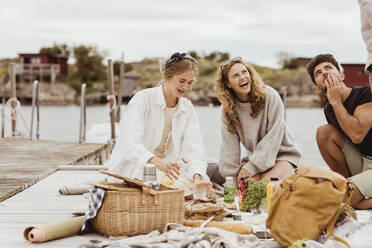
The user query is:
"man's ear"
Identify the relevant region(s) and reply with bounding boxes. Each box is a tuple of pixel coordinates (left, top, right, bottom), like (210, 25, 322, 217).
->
(314, 84, 321, 93)
(339, 72, 345, 81)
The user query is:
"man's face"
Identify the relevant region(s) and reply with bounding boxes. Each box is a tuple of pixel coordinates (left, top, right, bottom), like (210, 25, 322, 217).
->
(313, 62, 344, 95)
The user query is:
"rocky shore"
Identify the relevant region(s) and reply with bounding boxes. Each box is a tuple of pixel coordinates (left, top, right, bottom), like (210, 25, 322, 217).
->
(0, 58, 322, 107)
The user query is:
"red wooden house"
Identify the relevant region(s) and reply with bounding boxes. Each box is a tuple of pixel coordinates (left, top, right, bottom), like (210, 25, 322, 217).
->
(16, 53, 68, 83)
(295, 57, 369, 87)
(295, 57, 312, 68)
(341, 63, 369, 87)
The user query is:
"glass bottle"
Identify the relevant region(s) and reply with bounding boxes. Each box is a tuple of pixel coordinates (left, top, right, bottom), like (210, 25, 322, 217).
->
(224, 176, 235, 203)
(266, 177, 279, 212)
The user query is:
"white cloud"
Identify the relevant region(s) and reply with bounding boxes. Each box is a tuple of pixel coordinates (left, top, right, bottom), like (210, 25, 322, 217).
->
(0, 0, 367, 67)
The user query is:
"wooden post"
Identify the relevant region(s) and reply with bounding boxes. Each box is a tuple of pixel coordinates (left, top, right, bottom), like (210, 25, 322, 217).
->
(9, 63, 17, 136)
(107, 59, 116, 141)
(1, 88, 5, 138)
(116, 52, 124, 122)
(79, 84, 86, 143)
(51, 67, 56, 84)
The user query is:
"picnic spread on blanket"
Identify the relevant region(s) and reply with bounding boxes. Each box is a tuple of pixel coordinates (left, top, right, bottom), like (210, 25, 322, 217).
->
(23, 166, 372, 247)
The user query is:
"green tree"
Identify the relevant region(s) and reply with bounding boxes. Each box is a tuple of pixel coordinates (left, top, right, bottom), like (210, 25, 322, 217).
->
(39, 43, 70, 58)
(187, 50, 200, 60)
(204, 51, 230, 62)
(113, 61, 133, 75)
(276, 51, 298, 69)
(205, 51, 217, 61)
(218, 52, 230, 62)
(72, 45, 106, 84)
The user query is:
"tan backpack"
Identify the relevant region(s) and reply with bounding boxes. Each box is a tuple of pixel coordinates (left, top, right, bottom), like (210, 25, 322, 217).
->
(266, 166, 354, 247)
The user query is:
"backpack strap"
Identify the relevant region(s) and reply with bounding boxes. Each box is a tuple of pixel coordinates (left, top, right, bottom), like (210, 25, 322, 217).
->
(345, 181, 355, 209)
(325, 181, 355, 248)
(326, 203, 350, 247)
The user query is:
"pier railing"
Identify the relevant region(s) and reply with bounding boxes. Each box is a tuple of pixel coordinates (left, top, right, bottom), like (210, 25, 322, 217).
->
(1, 89, 4, 138)
(79, 83, 87, 143)
(29, 80, 40, 140)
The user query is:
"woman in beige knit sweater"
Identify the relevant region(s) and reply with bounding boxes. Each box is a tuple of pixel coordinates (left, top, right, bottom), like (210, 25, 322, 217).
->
(215, 57, 302, 184)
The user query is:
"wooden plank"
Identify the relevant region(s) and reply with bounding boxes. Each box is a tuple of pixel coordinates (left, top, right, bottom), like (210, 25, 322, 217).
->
(58, 165, 108, 171)
(0, 170, 108, 247)
(0, 138, 110, 202)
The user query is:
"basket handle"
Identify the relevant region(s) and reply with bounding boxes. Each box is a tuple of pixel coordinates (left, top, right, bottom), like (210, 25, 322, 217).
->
(100, 170, 160, 205)
(142, 187, 159, 205)
(100, 170, 151, 189)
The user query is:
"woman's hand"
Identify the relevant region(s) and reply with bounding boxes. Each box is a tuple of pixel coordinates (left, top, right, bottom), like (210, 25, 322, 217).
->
(237, 168, 252, 184)
(148, 157, 180, 180)
(238, 168, 260, 183)
(237, 168, 261, 197)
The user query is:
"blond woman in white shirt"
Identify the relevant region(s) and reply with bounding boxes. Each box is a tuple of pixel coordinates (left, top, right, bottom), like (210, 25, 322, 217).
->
(107, 52, 211, 191)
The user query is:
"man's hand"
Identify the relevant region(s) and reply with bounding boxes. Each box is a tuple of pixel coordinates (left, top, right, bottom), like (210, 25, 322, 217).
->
(148, 157, 180, 180)
(325, 73, 343, 106)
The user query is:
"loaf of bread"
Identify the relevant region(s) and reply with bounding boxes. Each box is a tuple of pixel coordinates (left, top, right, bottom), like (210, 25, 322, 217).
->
(183, 220, 253, 234)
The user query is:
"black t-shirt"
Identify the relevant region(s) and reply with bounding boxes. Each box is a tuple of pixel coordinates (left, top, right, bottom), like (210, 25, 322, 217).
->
(324, 86, 372, 156)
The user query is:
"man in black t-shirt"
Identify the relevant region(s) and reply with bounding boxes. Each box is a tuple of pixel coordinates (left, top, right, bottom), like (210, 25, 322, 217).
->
(306, 54, 372, 210)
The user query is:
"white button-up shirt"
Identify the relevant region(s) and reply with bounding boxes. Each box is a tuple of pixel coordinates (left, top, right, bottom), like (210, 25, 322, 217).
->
(106, 85, 208, 182)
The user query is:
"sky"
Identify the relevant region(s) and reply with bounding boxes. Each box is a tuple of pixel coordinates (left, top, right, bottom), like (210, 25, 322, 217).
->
(0, 0, 367, 68)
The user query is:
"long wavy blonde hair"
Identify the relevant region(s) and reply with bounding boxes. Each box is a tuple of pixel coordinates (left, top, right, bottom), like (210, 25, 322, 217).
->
(216, 60, 266, 133)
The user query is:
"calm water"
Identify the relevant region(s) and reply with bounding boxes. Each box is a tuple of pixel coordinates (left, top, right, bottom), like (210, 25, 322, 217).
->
(1, 105, 327, 167)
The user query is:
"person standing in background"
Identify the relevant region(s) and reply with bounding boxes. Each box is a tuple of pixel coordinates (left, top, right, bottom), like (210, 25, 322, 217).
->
(357, 0, 372, 90)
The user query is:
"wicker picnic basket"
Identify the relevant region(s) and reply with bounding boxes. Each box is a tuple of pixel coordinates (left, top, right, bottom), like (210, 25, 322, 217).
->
(91, 170, 185, 237)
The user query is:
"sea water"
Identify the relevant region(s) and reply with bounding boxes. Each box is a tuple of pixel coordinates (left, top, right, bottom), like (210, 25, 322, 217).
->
(1, 105, 327, 167)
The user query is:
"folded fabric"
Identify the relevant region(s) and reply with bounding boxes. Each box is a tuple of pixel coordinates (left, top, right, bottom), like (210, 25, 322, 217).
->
(317, 210, 372, 248)
(78, 211, 372, 248)
(59, 184, 91, 195)
(59, 179, 107, 195)
(78, 223, 278, 248)
(81, 186, 106, 232)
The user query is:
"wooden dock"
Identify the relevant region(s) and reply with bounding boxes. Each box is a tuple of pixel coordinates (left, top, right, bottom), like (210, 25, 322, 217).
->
(0, 169, 109, 247)
(0, 138, 111, 202)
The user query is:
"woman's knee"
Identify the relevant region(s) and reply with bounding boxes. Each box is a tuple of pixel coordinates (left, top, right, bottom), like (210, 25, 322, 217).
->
(277, 161, 295, 175)
(262, 161, 294, 180)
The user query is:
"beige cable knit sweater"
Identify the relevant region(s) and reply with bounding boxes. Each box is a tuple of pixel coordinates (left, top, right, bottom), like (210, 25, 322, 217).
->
(218, 86, 302, 179)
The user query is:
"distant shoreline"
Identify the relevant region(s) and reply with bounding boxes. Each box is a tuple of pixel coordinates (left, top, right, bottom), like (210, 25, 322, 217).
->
(6, 93, 323, 108)
(13, 99, 323, 108)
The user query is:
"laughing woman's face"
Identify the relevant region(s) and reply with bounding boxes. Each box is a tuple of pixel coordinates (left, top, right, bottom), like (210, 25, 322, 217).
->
(166, 69, 195, 99)
(227, 63, 252, 102)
